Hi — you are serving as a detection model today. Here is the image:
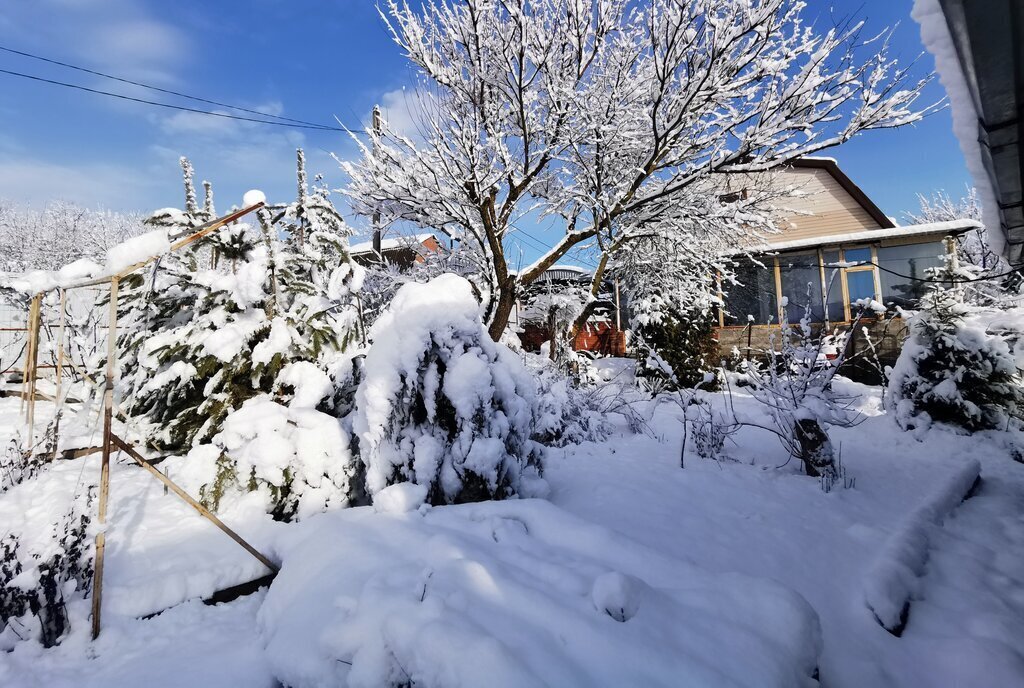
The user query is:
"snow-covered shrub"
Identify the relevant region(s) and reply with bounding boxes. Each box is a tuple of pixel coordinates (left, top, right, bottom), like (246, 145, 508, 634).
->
(0, 488, 93, 648)
(886, 288, 1024, 433)
(0, 433, 43, 493)
(731, 306, 870, 483)
(184, 395, 359, 521)
(633, 308, 720, 392)
(354, 274, 545, 505)
(529, 356, 611, 447)
(684, 396, 732, 461)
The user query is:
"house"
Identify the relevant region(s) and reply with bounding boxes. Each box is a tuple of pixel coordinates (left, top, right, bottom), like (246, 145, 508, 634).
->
(714, 158, 980, 366)
(914, 0, 1023, 268)
(514, 265, 627, 357)
(349, 233, 447, 269)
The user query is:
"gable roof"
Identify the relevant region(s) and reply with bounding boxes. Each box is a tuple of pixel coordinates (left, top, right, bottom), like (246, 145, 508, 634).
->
(349, 233, 439, 256)
(748, 218, 979, 254)
(790, 158, 895, 229)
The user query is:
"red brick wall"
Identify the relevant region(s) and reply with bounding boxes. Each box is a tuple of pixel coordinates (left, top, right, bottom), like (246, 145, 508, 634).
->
(574, 322, 627, 357)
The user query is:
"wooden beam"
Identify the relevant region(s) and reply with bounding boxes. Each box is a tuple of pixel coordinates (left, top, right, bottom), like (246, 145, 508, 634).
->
(113, 203, 265, 280)
(91, 277, 119, 640)
(110, 434, 278, 574)
(60, 203, 265, 293)
(203, 573, 277, 607)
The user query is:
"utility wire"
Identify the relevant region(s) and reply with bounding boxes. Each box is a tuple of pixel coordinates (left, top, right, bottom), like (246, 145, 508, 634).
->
(0, 44, 358, 132)
(511, 226, 600, 269)
(0, 67, 363, 133)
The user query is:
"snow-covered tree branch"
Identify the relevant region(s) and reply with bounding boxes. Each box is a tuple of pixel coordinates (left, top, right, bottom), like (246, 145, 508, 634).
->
(344, 0, 937, 340)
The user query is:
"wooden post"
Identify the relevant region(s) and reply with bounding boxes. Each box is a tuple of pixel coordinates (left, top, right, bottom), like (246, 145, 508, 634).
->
(19, 301, 32, 417)
(54, 289, 67, 406)
(24, 294, 42, 436)
(50, 289, 68, 462)
(91, 276, 119, 640)
(109, 435, 278, 573)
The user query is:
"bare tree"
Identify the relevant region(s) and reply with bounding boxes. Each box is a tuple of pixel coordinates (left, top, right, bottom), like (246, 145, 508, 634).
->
(0, 200, 143, 273)
(344, 0, 936, 341)
(905, 187, 1000, 270)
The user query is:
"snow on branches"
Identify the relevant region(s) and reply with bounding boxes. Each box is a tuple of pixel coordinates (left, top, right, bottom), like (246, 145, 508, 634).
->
(886, 288, 1024, 435)
(354, 274, 546, 505)
(345, 0, 936, 340)
(116, 154, 364, 520)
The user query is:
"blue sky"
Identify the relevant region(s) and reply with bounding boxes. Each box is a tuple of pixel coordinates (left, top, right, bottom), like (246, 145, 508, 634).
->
(0, 0, 972, 263)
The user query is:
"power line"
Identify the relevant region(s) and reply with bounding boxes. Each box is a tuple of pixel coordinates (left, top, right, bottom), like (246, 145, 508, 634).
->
(0, 44, 348, 130)
(511, 227, 600, 269)
(0, 67, 364, 133)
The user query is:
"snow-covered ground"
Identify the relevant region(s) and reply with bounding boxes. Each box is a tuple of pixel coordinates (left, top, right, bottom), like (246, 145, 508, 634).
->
(1, 378, 1022, 687)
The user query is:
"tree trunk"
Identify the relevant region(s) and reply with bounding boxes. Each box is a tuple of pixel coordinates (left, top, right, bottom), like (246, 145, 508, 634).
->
(486, 276, 518, 342)
(794, 418, 834, 478)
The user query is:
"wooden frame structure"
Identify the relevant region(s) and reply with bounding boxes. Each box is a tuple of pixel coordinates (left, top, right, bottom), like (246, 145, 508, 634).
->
(17, 202, 279, 640)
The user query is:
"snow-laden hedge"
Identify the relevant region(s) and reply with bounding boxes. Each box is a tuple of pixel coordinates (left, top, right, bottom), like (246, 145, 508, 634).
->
(863, 459, 981, 633)
(354, 275, 546, 505)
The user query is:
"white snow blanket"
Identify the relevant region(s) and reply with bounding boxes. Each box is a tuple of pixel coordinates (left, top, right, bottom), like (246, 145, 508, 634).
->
(863, 459, 981, 631)
(260, 499, 822, 688)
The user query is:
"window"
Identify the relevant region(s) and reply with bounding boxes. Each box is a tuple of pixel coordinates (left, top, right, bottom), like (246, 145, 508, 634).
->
(877, 242, 946, 310)
(846, 270, 876, 305)
(843, 247, 872, 264)
(822, 250, 845, 322)
(842, 245, 878, 313)
(718, 189, 748, 204)
(723, 257, 777, 325)
(779, 252, 824, 323)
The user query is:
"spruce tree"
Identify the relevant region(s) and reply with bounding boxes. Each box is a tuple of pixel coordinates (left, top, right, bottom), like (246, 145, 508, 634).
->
(115, 152, 363, 518)
(634, 306, 719, 391)
(886, 287, 1024, 432)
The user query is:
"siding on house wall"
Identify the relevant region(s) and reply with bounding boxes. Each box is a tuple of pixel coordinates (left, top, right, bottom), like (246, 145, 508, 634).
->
(768, 167, 883, 242)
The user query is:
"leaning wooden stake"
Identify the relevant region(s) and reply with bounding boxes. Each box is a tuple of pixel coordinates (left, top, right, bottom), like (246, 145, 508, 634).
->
(110, 434, 278, 574)
(91, 277, 119, 640)
(50, 289, 68, 463)
(54, 289, 67, 408)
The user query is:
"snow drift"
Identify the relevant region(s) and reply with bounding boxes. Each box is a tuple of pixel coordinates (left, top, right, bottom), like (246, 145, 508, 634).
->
(259, 499, 822, 688)
(863, 458, 981, 633)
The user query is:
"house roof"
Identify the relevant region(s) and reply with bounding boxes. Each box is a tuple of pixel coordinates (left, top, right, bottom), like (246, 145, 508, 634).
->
(747, 218, 980, 255)
(924, 0, 1023, 262)
(789, 158, 895, 229)
(349, 233, 439, 256)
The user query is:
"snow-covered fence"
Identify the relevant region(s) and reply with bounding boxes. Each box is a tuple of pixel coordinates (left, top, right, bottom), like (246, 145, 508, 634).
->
(862, 459, 981, 635)
(0, 292, 27, 376)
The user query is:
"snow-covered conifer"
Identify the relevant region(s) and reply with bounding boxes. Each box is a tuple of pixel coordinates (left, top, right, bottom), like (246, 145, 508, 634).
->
(354, 274, 545, 505)
(886, 287, 1024, 433)
(116, 155, 363, 518)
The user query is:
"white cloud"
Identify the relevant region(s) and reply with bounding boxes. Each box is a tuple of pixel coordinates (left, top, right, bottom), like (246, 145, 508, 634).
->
(4, 0, 190, 83)
(0, 158, 163, 210)
(376, 87, 424, 137)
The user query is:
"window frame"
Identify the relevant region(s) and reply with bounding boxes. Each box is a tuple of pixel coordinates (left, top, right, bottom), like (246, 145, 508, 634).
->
(838, 245, 880, 321)
(716, 237, 955, 330)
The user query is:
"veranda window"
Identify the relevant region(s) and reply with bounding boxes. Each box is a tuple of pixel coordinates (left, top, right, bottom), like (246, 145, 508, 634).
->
(877, 241, 947, 310)
(779, 252, 824, 323)
(722, 257, 778, 325)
